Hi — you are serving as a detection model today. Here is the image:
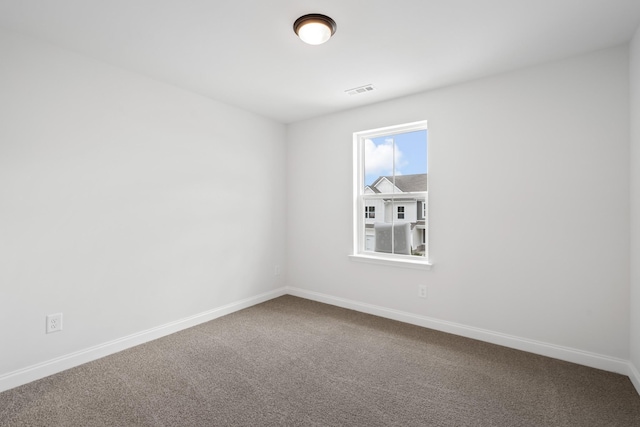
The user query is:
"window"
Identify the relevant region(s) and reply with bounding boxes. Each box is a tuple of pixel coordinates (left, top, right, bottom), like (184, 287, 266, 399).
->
(351, 120, 429, 268)
(365, 206, 376, 219)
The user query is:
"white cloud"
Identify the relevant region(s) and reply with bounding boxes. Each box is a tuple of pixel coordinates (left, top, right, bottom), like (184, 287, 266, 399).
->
(364, 138, 405, 177)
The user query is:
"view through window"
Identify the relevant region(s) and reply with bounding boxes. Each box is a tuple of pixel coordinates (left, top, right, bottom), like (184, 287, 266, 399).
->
(354, 121, 428, 262)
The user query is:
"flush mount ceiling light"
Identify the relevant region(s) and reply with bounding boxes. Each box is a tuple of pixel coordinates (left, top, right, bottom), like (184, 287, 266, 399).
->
(293, 14, 337, 45)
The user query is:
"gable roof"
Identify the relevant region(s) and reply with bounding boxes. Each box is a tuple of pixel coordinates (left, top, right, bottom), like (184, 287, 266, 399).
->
(364, 185, 381, 194)
(371, 174, 427, 193)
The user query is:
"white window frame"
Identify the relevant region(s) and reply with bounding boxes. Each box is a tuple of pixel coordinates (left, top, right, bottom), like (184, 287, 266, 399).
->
(350, 120, 431, 270)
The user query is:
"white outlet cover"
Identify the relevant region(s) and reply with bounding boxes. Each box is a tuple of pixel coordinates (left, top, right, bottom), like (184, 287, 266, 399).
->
(46, 313, 63, 333)
(418, 285, 428, 298)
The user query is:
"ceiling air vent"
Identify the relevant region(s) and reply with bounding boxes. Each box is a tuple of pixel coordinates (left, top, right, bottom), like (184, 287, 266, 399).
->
(345, 84, 375, 96)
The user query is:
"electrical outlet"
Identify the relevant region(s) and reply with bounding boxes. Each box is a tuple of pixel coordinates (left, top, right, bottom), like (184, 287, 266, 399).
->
(274, 265, 281, 276)
(46, 313, 63, 334)
(418, 285, 427, 299)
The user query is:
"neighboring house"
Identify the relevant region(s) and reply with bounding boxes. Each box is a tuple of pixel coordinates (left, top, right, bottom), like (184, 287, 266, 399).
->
(363, 173, 427, 255)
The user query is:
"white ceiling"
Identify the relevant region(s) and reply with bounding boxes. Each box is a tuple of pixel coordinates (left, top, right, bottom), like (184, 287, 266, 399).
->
(1, 0, 639, 124)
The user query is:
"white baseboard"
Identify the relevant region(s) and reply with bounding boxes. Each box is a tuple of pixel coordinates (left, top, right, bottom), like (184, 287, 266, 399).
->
(0, 287, 287, 393)
(630, 362, 640, 396)
(3, 286, 638, 397)
(286, 287, 633, 378)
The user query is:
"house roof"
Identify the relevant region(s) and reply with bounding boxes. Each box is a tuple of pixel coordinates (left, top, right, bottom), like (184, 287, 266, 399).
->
(364, 185, 381, 194)
(371, 174, 427, 193)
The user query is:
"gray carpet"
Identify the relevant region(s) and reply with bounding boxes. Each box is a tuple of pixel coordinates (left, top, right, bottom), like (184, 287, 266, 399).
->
(1, 295, 639, 426)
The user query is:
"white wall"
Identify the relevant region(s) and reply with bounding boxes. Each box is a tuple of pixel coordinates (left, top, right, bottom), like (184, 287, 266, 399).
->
(630, 26, 640, 389)
(0, 29, 286, 383)
(1, 24, 635, 394)
(287, 46, 630, 365)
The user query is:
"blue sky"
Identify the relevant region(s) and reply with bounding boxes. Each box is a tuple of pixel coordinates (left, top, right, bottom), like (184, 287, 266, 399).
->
(364, 129, 427, 185)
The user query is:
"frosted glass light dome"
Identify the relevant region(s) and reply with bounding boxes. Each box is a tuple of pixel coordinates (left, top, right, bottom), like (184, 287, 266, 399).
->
(294, 14, 337, 45)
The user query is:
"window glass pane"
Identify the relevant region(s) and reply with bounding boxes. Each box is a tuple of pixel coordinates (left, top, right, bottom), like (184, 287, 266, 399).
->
(414, 196, 427, 257)
(362, 129, 427, 258)
(363, 137, 395, 194)
(364, 130, 427, 193)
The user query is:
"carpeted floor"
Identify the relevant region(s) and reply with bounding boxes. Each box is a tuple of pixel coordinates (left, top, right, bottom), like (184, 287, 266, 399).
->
(1, 295, 639, 426)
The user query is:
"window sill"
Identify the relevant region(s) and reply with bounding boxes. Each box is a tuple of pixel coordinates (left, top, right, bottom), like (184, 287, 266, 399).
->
(349, 254, 432, 270)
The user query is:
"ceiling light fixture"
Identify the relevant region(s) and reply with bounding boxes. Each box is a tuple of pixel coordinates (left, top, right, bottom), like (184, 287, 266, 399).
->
(293, 14, 337, 45)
